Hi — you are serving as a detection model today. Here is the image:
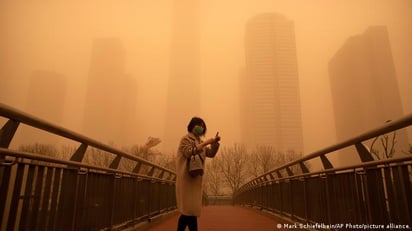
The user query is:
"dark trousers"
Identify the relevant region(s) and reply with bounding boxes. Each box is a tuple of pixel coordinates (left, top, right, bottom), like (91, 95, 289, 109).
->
(177, 214, 198, 231)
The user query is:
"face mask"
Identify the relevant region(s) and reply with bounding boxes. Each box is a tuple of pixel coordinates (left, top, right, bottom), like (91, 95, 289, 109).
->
(193, 126, 204, 136)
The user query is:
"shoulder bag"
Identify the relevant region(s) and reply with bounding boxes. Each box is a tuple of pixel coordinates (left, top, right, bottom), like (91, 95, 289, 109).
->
(188, 153, 204, 177)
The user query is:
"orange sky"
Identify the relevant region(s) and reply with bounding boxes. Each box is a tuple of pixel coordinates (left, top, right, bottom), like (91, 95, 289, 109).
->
(1, 0, 411, 155)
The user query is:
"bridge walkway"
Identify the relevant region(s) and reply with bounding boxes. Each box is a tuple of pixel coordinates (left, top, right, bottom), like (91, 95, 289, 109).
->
(140, 205, 288, 231)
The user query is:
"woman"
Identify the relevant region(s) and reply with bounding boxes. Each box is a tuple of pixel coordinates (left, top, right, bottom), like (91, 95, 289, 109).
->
(175, 117, 221, 231)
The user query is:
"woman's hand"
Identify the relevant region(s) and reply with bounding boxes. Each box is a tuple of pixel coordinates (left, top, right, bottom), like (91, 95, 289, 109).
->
(214, 135, 221, 142)
(203, 138, 215, 145)
(200, 138, 214, 147)
(201, 136, 221, 147)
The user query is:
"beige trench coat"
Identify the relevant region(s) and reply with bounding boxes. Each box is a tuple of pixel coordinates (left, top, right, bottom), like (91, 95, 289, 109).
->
(175, 133, 219, 217)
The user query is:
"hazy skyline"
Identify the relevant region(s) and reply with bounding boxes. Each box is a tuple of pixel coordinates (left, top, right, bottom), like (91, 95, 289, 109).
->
(164, 0, 202, 153)
(241, 12, 303, 153)
(1, 0, 411, 156)
(83, 37, 139, 145)
(329, 26, 410, 165)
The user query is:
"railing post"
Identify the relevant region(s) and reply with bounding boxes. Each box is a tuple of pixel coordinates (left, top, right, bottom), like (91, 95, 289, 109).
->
(133, 161, 141, 174)
(109, 156, 122, 169)
(303, 177, 308, 222)
(70, 143, 88, 162)
(147, 167, 155, 177)
(323, 174, 332, 224)
(286, 167, 294, 176)
(355, 143, 374, 162)
(299, 162, 309, 174)
(0, 119, 19, 149)
(110, 174, 120, 229)
(0, 103, 177, 230)
(320, 154, 333, 169)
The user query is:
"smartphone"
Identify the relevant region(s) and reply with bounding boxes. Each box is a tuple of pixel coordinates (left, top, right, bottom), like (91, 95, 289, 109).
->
(215, 132, 220, 142)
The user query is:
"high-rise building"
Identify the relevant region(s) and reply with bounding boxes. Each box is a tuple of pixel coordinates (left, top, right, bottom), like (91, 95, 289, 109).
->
(22, 70, 67, 145)
(163, 0, 201, 153)
(83, 38, 137, 145)
(329, 26, 409, 163)
(241, 13, 303, 154)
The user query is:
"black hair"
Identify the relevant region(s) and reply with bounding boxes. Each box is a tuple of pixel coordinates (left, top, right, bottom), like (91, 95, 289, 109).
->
(187, 117, 207, 135)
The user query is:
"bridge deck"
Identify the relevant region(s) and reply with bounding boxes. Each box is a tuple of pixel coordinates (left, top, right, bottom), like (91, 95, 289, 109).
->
(142, 206, 287, 231)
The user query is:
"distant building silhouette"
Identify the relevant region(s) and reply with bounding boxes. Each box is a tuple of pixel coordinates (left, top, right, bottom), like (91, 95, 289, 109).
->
(329, 26, 409, 164)
(83, 38, 137, 145)
(22, 70, 67, 145)
(163, 0, 201, 153)
(241, 13, 303, 154)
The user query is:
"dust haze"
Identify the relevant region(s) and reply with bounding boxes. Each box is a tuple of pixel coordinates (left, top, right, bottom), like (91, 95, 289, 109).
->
(1, 0, 411, 157)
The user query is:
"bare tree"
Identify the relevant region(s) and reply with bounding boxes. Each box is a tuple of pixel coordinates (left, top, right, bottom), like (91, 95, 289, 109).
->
(124, 137, 175, 171)
(84, 147, 113, 167)
(248, 145, 276, 178)
(218, 143, 249, 193)
(128, 137, 161, 160)
(206, 144, 305, 195)
(60, 145, 77, 160)
(19, 143, 58, 157)
(370, 131, 397, 160)
(280, 149, 304, 175)
(153, 152, 176, 171)
(405, 144, 412, 155)
(204, 158, 223, 195)
(370, 120, 402, 160)
(248, 146, 304, 177)
(18, 143, 60, 166)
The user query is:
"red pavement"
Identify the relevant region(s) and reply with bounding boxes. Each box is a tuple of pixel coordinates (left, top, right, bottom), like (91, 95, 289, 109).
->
(143, 206, 288, 231)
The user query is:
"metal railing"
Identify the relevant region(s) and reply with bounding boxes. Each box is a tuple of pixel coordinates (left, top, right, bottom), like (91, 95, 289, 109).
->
(233, 114, 412, 227)
(205, 195, 233, 206)
(0, 103, 176, 231)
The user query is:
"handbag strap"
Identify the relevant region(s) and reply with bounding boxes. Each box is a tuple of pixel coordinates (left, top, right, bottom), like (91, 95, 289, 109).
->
(198, 154, 204, 162)
(188, 138, 204, 162)
(190, 152, 204, 163)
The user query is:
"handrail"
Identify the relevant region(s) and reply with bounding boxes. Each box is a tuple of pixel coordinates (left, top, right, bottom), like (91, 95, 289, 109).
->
(0, 102, 175, 180)
(0, 148, 173, 183)
(236, 113, 412, 193)
(233, 113, 412, 226)
(0, 102, 177, 231)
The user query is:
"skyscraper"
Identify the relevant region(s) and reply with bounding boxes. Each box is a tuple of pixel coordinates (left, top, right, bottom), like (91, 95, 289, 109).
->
(83, 38, 137, 145)
(22, 70, 67, 145)
(241, 13, 303, 154)
(163, 0, 201, 153)
(329, 26, 409, 163)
